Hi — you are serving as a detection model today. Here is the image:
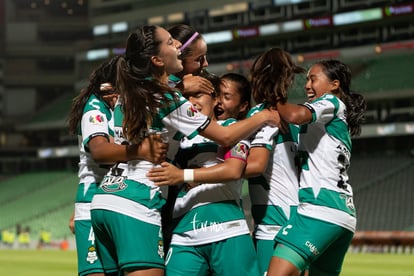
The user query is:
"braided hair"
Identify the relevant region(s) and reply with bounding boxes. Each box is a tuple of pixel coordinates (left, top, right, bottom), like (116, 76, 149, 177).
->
(117, 25, 177, 143)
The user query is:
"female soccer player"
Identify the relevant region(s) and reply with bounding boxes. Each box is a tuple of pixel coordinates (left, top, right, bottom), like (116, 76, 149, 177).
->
(268, 59, 366, 276)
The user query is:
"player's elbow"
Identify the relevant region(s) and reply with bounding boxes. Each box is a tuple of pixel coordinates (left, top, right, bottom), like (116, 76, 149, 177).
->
(279, 105, 311, 125)
(90, 152, 107, 163)
(226, 169, 244, 180)
(214, 135, 234, 147)
(223, 163, 245, 180)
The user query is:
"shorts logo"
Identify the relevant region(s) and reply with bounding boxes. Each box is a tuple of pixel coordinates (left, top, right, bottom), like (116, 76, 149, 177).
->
(100, 176, 127, 192)
(157, 240, 164, 259)
(305, 241, 320, 256)
(86, 245, 98, 264)
(89, 114, 105, 125)
(281, 224, 293, 235)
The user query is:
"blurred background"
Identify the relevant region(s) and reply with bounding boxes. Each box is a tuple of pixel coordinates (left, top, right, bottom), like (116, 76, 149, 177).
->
(0, 0, 413, 251)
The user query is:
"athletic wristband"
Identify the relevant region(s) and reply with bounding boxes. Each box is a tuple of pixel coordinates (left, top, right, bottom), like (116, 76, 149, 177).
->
(183, 169, 194, 182)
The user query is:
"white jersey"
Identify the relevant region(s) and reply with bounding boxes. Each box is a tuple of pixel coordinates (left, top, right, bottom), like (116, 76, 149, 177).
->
(171, 119, 251, 246)
(297, 93, 356, 232)
(91, 91, 210, 226)
(247, 103, 299, 240)
(75, 94, 114, 220)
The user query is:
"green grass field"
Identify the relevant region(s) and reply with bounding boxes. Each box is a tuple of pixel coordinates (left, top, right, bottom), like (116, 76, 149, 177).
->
(0, 250, 413, 275)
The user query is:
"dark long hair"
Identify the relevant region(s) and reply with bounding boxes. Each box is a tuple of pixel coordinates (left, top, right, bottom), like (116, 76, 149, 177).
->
(117, 25, 176, 143)
(250, 47, 306, 106)
(317, 59, 367, 137)
(68, 55, 120, 134)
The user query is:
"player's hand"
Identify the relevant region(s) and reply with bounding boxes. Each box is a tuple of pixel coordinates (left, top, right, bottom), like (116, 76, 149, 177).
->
(181, 74, 215, 96)
(68, 212, 75, 234)
(101, 93, 118, 109)
(100, 83, 118, 109)
(139, 135, 168, 164)
(147, 162, 183, 186)
(260, 108, 283, 129)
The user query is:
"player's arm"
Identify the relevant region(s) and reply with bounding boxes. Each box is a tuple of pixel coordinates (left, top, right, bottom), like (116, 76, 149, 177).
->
(88, 135, 168, 164)
(244, 147, 270, 178)
(147, 157, 245, 186)
(68, 210, 75, 234)
(200, 109, 281, 147)
(277, 102, 312, 125)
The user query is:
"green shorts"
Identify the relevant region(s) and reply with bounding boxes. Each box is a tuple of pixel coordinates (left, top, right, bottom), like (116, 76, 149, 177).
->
(166, 234, 259, 276)
(91, 209, 165, 273)
(273, 212, 354, 274)
(253, 205, 297, 275)
(74, 220, 104, 276)
(254, 238, 276, 276)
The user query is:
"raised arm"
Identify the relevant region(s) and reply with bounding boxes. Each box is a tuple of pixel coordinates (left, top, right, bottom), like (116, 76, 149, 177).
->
(276, 102, 312, 125)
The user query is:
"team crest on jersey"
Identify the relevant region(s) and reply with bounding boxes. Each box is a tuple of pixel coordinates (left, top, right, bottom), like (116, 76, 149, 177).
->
(89, 114, 105, 125)
(86, 245, 98, 264)
(186, 105, 199, 117)
(100, 176, 127, 192)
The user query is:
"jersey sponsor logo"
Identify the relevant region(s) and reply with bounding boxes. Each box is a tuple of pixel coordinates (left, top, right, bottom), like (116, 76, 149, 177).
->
(339, 109, 347, 122)
(89, 114, 105, 125)
(336, 144, 350, 160)
(100, 176, 127, 192)
(114, 127, 125, 140)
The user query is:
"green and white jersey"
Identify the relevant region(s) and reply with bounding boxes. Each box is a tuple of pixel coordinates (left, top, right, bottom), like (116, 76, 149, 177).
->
(91, 91, 210, 226)
(171, 119, 251, 246)
(75, 94, 114, 220)
(113, 98, 127, 146)
(298, 93, 356, 232)
(100, 98, 129, 186)
(247, 103, 299, 240)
